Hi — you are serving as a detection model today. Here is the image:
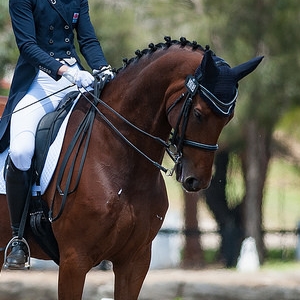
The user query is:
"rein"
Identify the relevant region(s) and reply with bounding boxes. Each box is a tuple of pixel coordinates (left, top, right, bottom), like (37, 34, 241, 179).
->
(80, 74, 218, 174)
(48, 74, 218, 222)
(49, 79, 102, 222)
(79, 89, 171, 174)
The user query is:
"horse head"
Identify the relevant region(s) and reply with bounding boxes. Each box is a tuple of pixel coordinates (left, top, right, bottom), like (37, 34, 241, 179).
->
(167, 47, 263, 192)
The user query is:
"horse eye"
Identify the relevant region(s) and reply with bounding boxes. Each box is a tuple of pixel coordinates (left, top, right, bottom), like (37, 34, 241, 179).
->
(194, 109, 202, 121)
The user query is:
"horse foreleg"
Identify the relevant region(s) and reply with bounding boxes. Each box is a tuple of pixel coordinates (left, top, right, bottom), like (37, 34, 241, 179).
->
(113, 244, 151, 300)
(57, 254, 92, 300)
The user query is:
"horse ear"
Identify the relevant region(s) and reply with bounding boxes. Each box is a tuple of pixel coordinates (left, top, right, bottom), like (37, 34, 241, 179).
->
(199, 50, 220, 81)
(232, 56, 264, 82)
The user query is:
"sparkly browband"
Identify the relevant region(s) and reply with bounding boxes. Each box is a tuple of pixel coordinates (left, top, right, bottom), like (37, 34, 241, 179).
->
(185, 74, 238, 117)
(198, 84, 238, 116)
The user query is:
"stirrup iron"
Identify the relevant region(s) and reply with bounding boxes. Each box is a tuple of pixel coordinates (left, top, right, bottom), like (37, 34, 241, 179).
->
(3, 236, 31, 270)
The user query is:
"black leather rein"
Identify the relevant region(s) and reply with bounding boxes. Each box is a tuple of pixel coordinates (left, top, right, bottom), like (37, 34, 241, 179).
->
(81, 74, 218, 174)
(64, 76, 218, 176)
(48, 74, 219, 222)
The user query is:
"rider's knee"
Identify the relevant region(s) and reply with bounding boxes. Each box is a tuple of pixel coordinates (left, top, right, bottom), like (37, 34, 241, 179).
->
(9, 135, 34, 171)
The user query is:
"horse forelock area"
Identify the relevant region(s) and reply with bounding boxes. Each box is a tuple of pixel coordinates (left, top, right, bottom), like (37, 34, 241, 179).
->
(117, 36, 207, 73)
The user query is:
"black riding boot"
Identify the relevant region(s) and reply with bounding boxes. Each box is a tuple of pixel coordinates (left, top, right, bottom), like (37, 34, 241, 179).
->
(5, 157, 31, 269)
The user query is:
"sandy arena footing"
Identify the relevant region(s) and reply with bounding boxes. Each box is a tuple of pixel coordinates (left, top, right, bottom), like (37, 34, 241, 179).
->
(1, 267, 300, 300)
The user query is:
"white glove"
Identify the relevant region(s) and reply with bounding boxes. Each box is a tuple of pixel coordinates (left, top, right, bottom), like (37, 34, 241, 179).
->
(93, 65, 115, 81)
(63, 68, 94, 88)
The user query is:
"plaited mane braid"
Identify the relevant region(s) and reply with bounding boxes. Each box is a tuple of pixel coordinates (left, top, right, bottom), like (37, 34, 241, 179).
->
(118, 36, 207, 72)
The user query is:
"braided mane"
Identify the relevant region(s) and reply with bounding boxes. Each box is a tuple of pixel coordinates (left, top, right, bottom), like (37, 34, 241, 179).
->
(117, 36, 209, 73)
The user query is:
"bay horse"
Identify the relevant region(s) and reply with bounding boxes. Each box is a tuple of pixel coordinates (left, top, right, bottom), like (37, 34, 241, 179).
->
(0, 37, 263, 299)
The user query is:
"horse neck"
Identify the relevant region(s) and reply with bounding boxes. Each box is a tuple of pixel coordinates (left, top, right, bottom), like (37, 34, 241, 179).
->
(95, 48, 202, 171)
(106, 48, 202, 137)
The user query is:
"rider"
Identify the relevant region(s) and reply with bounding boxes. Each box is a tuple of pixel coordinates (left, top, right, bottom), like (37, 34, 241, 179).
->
(0, 0, 114, 269)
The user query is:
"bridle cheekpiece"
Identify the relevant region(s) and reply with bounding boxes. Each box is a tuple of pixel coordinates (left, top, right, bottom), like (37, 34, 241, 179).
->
(166, 75, 220, 167)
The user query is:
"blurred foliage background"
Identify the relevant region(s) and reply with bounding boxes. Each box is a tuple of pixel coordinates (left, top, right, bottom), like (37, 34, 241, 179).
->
(1, 0, 300, 267)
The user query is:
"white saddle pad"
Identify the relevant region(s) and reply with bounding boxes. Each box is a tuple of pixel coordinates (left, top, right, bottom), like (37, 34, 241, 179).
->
(0, 99, 78, 196)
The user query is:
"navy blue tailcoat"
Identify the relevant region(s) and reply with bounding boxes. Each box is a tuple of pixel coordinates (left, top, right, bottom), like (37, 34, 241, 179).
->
(0, 0, 108, 151)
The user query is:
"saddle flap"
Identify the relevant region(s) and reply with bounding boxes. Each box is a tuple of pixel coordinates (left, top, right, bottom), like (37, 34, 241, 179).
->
(34, 91, 79, 182)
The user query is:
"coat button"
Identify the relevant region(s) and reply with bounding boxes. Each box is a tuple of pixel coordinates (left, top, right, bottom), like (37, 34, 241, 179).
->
(49, 52, 54, 56)
(64, 38, 70, 43)
(64, 25, 69, 30)
(49, 25, 54, 30)
(49, 39, 54, 44)
(66, 51, 71, 56)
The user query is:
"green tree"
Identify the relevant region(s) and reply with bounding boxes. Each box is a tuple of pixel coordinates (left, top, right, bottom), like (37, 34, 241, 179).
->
(0, 1, 17, 94)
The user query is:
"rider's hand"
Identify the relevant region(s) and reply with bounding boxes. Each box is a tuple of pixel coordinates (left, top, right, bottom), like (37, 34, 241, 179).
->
(62, 68, 94, 88)
(93, 65, 115, 81)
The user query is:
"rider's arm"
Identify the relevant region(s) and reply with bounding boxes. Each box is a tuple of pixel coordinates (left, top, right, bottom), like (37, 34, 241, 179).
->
(9, 0, 63, 80)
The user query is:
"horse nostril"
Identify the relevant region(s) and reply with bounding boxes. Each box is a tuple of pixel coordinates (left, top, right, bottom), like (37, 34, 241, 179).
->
(183, 176, 211, 192)
(183, 176, 201, 192)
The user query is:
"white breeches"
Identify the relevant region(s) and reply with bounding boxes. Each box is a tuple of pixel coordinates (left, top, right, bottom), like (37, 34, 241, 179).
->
(9, 64, 81, 171)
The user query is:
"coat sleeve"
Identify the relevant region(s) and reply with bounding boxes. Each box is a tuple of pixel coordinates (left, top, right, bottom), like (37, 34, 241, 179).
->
(9, 0, 63, 80)
(76, 0, 108, 70)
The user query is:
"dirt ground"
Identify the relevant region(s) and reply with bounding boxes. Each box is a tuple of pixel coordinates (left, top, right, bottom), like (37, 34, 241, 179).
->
(1, 266, 300, 300)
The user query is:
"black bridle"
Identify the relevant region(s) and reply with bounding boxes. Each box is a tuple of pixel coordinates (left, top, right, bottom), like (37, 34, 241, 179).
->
(167, 75, 219, 157)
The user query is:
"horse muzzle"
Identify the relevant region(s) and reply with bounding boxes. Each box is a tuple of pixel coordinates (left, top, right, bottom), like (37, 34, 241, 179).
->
(175, 163, 211, 192)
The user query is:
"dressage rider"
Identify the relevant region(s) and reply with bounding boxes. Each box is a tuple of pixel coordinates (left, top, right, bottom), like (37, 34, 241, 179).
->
(0, 0, 113, 269)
